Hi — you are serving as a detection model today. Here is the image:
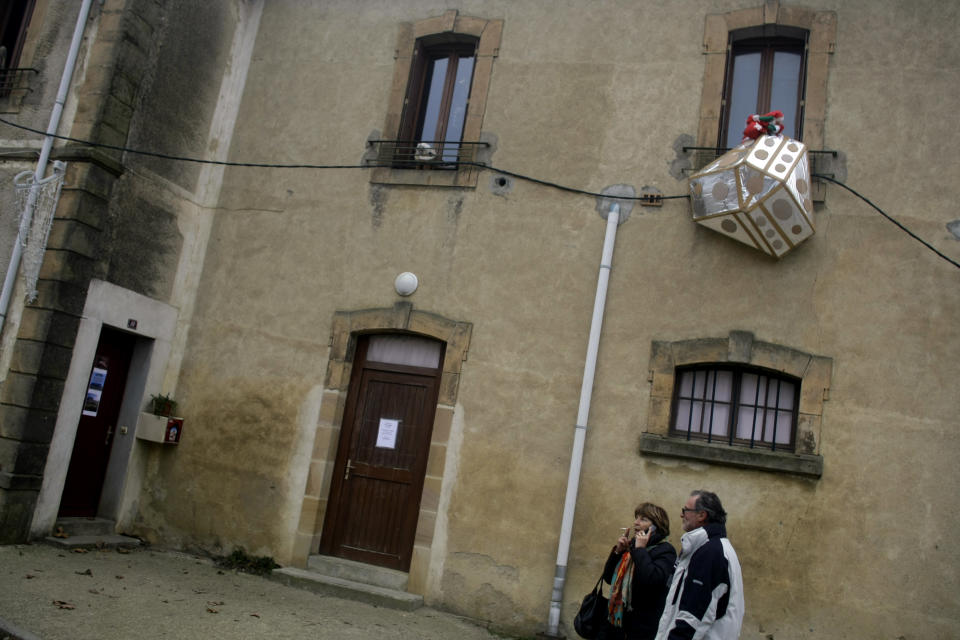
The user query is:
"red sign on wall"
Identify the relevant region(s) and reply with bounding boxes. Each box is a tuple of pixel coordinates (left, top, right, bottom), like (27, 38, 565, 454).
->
(164, 418, 183, 444)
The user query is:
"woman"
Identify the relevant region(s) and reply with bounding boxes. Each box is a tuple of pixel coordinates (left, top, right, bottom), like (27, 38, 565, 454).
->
(598, 502, 677, 640)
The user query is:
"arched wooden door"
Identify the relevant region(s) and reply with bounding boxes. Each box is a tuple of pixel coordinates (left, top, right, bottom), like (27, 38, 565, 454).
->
(320, 334, 444, 571)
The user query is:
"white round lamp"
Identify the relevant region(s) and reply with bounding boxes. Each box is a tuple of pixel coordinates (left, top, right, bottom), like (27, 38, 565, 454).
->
(394, 272, 418, 296)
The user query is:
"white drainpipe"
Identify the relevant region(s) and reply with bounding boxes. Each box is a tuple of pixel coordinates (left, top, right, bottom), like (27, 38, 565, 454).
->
(547, 202, 622, 637)
(0, 0, 94, 332)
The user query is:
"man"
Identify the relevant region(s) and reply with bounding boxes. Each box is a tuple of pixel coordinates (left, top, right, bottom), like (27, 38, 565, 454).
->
(655, 490, 744, 640)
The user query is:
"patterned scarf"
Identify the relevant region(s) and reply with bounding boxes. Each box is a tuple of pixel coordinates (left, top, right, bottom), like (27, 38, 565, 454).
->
(607, 551, 633, 627)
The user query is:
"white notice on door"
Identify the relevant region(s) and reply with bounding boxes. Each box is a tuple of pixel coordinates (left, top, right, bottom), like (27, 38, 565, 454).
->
(376, 418, 400, 449)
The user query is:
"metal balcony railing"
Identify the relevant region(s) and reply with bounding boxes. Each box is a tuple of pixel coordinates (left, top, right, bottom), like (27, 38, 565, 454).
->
(367, 139, 489, 169)
(0, 67, 37, 98)
(682, 145, 838, 179)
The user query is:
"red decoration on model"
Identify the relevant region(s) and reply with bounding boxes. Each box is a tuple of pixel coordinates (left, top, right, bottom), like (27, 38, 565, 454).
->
(742, 110, 785, 142)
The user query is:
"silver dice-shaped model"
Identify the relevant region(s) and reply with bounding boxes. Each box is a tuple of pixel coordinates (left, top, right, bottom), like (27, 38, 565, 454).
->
(689, 135, 814, 258)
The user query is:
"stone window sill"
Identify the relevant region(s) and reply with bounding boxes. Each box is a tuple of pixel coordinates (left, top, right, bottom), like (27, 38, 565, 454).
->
(639, 433, 823, 478)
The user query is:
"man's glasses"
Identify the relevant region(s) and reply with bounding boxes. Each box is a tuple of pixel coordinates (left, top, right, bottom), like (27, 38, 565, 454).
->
(681, 507, 702, 515)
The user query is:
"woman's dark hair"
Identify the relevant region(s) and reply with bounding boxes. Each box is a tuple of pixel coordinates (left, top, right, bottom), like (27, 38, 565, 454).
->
(635, 502, 670, 537)
(691, 490, 727, 525)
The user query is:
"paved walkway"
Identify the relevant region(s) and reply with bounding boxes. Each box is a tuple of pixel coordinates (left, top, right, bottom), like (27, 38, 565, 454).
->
(0, 543, 510, 640)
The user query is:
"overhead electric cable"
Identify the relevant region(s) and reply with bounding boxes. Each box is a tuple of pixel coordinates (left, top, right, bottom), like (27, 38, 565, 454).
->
(457, 161, 687, 200)
(812, 174, 960, 270)
(0, 116, 675, 202)
(1, 116, 957, 269)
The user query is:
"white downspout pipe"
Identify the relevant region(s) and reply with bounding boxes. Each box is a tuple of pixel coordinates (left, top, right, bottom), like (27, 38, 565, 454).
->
(0, 0, 95, 332)
(547, 202, 622, 637)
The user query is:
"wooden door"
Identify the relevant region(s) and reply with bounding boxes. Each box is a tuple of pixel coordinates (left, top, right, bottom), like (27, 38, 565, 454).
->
(58, 327, 135, 517)
(320, 335, 443, 571)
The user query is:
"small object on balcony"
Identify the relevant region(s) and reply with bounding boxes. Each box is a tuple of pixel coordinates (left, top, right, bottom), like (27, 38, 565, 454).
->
(414, 142, 437, 161)
(742, 110, 785, 142)
(688, 134, 814, 258)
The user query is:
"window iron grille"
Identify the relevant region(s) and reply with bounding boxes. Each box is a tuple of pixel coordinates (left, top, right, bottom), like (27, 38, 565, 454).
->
(367, 139, 489, 169)
(0, 67, 37, 98)
(671, 366, 799, 452)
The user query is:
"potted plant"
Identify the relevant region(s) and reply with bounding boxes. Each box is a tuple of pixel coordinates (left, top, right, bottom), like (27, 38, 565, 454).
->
(149, 393, 178, 417)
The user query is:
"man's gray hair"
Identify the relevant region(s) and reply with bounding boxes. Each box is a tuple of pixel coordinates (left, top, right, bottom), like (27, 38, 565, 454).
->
(691, 490, 727, 525)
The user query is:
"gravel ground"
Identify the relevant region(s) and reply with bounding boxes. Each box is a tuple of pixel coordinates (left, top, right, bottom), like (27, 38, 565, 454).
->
(0, 543, 510, 640)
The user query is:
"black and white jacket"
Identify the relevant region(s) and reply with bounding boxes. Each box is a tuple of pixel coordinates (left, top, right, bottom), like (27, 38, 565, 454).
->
(655, 523, 744, 640)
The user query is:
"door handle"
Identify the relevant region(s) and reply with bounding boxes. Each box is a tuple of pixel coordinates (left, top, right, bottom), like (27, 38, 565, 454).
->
(344, 458, 355, 480)
(105, 425, 114, 446)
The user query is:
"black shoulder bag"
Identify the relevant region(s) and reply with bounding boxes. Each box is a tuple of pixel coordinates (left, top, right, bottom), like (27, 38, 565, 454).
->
(573, 575, 608, 639)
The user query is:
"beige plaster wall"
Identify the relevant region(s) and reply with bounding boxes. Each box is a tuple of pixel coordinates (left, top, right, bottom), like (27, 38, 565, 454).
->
(127, 1, 960, 638)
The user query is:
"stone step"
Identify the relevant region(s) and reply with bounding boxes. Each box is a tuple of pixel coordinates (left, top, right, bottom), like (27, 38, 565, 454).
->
(270, 566, 423, 611)
(43, 533, 142, 550)
(306, 554, 409, 591)
(54, 517, 117, 537)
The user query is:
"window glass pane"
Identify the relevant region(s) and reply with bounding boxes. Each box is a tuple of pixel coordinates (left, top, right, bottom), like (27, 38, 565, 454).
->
(675, 370, 732, 437)
(704, 403, 730, 438)
(739, 372, 764, 405)
(766, 378, 795, 410)
(675, 398, 718, 435)
(736, 406, 762, 441)
(712, 370, 733, 401)
(758, 410, 793, 445)
(419, 57, 448, 141)
(725, 51, 761, 148)
(675, 398, 691, 430)
(770, 410, 793, 444)
(771, 50, 802, 139)
(678, 371, 693, 397)
(675, 399, 695, 433)
(691, 370, 706, 399)
(737, 375, 795, 445)
(777, 412, 793, 444)
(684, 399, 708, 435)
(763, 411, 777, 443)
(367, 335, 442, 369)
(686, 369, 733, 401)
(693, 401, 706, 433)
(442, 55, 475, 161)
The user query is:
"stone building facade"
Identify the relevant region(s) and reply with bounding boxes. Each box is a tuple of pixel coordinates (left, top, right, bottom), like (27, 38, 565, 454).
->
(1, 1, 958, 638)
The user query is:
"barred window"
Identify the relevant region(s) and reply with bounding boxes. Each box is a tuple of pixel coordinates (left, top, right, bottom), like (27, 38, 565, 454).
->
(671, 365, 799, 451)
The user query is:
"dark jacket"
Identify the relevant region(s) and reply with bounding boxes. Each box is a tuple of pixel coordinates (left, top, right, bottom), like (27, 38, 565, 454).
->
(601, 533, 678, 640)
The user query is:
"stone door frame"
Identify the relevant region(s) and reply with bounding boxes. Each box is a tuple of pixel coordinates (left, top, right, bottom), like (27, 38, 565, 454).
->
(290, 302, 471, 596)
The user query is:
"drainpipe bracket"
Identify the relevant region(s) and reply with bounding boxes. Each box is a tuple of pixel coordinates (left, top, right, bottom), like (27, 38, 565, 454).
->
(595, 184, 635, 223)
